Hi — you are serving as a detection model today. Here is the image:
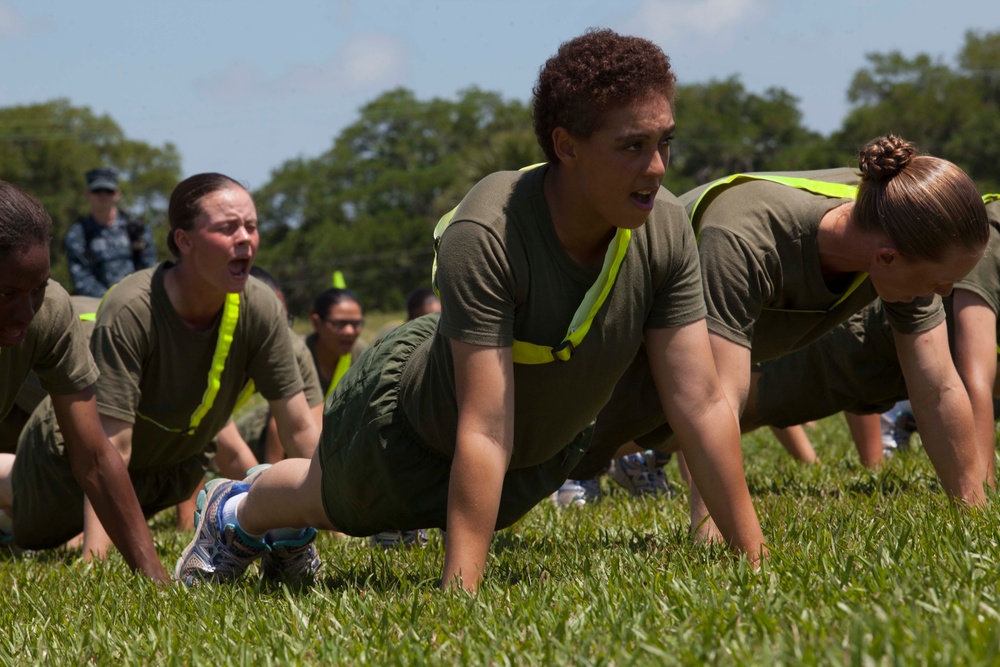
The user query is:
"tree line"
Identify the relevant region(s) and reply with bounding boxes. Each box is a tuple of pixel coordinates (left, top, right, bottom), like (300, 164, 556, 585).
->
(2, 30, 997, 315)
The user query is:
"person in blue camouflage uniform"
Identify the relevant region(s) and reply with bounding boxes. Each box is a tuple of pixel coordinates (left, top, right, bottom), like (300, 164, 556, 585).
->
(63, 168, 157, 297)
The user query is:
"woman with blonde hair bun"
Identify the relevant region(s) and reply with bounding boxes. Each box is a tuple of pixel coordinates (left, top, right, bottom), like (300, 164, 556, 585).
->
(568, 134, 990, 539)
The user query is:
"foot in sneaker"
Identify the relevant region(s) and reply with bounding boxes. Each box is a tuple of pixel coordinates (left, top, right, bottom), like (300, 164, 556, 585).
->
(609, 451, 674, 497)
(174, 478, 267, 586)
(261, 528, 321, 583)
(551, 477, 601, 508)
(880, 401, 917, 458)
(240, 464, 322, 583)
(369, 529, 429, 549)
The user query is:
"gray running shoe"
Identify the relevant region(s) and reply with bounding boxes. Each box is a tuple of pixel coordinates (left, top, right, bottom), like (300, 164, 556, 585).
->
(174, 478, 266, 586)
(370, 529, 429, 549)
(550, 477, 602, 508)
(609, 451, 674, 497)
(880, 401, 917, 458)
(261, 528, 321, 583)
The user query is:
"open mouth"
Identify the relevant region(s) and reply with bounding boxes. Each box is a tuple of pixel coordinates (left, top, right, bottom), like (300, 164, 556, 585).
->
(630, 190, 655, 210)
(0, 326, 28, 346)
(228, 258, 251, 281)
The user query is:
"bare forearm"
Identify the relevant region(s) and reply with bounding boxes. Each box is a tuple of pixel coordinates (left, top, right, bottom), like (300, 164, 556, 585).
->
(965, 381, 996, 488)
(69, 446, 167, 581)
(911, 386, 985, 506)
(675, 401, 765, 560)
(442, 435, 507, 592)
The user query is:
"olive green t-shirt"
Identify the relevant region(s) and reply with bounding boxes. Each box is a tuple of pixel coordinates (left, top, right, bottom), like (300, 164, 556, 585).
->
(950, 201, 1000, 316)
(400, 165, 706, 469)
(91, 264, 303, 470)
(291, 334, 324, 408)
(0, 282, 97, 449)
(684, 168, 944, 363)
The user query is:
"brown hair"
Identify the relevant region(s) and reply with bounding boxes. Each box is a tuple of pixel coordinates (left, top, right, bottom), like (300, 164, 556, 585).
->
(854, 135, 988, 261)
(167, 173, 247, 257)
(0, 180, 51, 257)
(532, 29, 677, 164)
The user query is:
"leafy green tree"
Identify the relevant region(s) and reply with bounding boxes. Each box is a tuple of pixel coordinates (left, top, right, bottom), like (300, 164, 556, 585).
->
(0, 99, 181, 284)
(834, 30, 1000, 193)
(670, 76, 839, 194)
(255, 87, 541, 314)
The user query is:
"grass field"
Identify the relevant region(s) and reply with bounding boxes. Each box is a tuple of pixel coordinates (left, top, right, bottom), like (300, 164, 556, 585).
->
(2, 416, 999, 665)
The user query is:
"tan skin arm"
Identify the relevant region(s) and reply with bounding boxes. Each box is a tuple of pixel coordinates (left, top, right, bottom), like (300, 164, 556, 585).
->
(680, 331, 753, 543)
(844, 412, 885, 468)
(268, 392, 320, 459)
(56, 398, 167, 582)
(443, 340, 514, 592)
(263, 401, 324, 464)
(894, 319, 985, 506)
(952, 289, 998, 487)
(647, 323, 765, 562)
(214, 420, 260, 479)
(768, 425, 819, 463)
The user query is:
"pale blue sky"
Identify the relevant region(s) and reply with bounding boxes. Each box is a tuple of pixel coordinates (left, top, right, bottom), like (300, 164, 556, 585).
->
(2, 0, 994, 189)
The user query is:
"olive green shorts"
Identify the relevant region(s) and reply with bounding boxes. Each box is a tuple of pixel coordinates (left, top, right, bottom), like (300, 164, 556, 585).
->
(319, 316, 594, 536)
(753, 305, 907, 428)
(11, 397, 209, 549)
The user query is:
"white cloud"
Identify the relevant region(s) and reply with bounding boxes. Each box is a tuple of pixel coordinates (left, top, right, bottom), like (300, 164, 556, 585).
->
(0, 2, 48, 38)
(194, 32, 408, 104)
(619, 0, 767, 46)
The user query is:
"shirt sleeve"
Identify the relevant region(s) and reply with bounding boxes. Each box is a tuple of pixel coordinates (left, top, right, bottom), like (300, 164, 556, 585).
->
(435, 219, 515, 348)
(91, 304, 149, 423)
(882, 295, 946, 335)
(246, 288, 305, 401)
(32, 285, 100, 396)
(644, 207, 708, 330)
(698, 226, 772, 348)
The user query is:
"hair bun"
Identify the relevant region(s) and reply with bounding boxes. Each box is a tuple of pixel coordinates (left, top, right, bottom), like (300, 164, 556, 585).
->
(858, 134, 916, 182)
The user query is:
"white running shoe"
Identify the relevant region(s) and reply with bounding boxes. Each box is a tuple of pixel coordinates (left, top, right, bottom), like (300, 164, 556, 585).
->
(550, 477, 602, 508)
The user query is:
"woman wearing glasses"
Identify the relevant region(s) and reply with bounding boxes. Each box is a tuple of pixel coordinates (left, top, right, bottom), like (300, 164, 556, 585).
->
(306, 288, 366, 400)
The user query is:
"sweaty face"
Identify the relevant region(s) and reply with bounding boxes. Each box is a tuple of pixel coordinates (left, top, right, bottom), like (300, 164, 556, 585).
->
(0, 243, 51, 347)
(870, 246, 984, 303)
(181, 187, 259, 295)
(570, 94, 675, 230)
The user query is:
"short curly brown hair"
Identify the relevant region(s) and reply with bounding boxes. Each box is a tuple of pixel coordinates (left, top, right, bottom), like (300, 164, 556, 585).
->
(532, 29, 677, 163)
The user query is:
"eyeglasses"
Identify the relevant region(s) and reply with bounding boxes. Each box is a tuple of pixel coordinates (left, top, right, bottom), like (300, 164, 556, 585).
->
(325, 318, 364, 330)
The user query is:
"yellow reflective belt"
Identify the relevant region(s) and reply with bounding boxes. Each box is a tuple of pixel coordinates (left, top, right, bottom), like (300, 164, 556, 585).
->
(433, 163, 631, 365)
(692, 173, 866, 314)
(79, 312, 96, 321)
(325, 353, 352, 399)
(136, 292, 241, 435)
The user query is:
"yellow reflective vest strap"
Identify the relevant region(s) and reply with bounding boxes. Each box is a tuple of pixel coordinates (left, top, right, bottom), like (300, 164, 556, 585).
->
(325, 353, 352, 399)
(689, 174, 858, 230)
(511, 227, 632, 364)
(136, 292, 241, 435)
(233, 380, 256, 414)
(433, 162, 630, 365)
(79, 312, 96, 321)
(692, 173, 867, 315)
